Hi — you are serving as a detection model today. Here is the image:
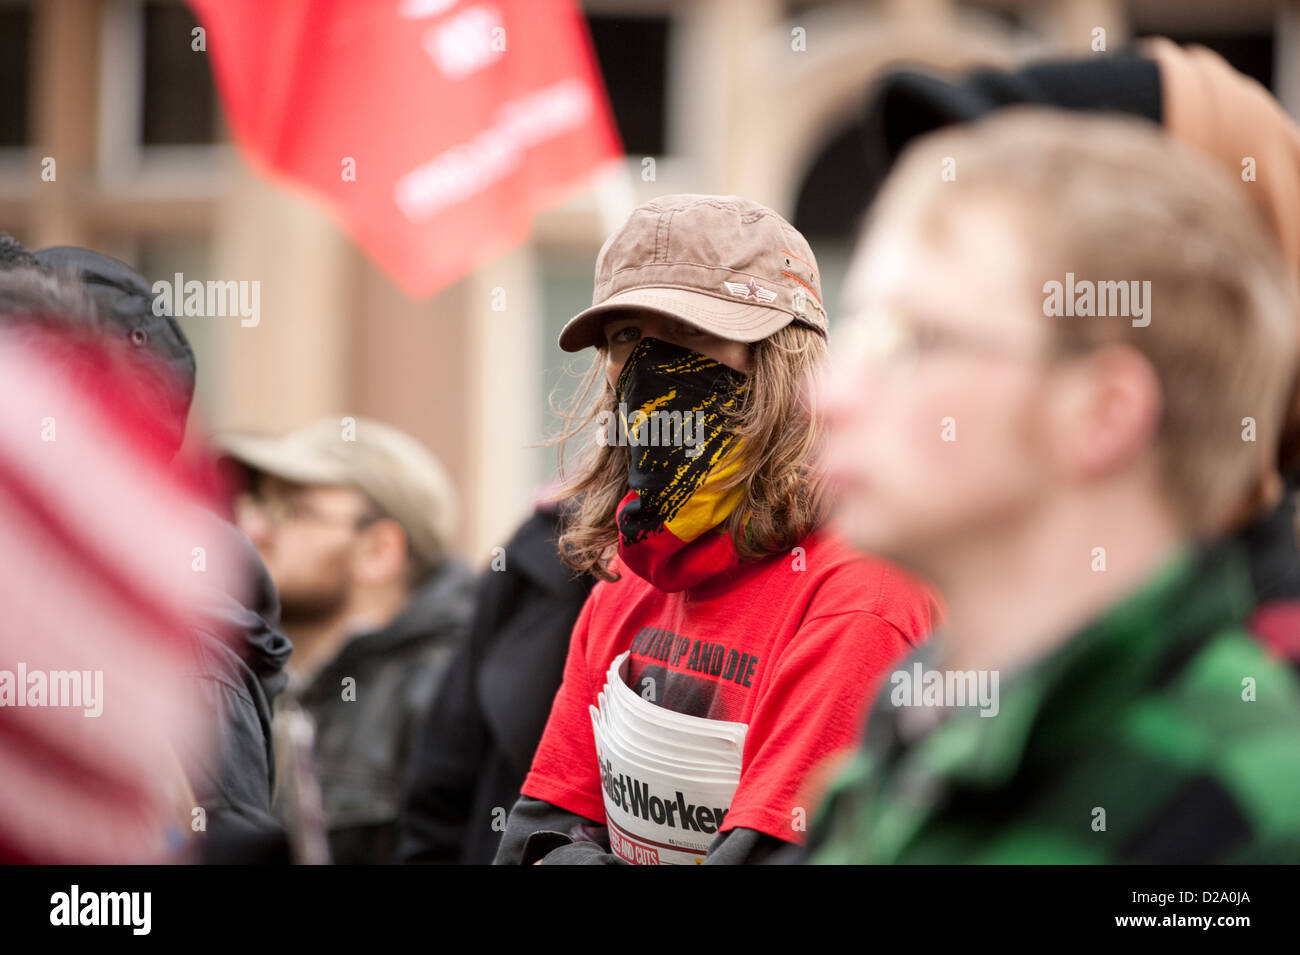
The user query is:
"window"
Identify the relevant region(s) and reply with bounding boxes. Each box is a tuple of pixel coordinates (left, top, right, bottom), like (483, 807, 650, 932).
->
(536, 249, 602, 485)
(587, 14, 671, 156)
(0, 2, 31, 148)
(792, 123, 878, 326)
(141, 0, 218, 145)
(99, 0, 225, 182)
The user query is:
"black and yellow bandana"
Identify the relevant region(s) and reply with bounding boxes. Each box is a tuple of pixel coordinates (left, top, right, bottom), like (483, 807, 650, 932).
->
(614, 337, 749, 591)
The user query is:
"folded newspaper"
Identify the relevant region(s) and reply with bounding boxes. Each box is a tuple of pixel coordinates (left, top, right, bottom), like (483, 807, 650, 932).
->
(590, 651, 748, 864)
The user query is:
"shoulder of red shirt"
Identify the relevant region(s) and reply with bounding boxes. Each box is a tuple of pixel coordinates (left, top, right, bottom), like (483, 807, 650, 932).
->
(595, 523, 941, 639)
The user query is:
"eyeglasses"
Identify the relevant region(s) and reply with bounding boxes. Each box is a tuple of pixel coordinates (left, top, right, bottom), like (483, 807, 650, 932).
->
(837, 305, 1049, 372)
(235, 490, 381, 531)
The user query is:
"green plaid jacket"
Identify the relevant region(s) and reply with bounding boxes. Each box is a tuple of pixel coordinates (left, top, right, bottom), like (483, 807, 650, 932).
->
(804, 542, 1300, 863)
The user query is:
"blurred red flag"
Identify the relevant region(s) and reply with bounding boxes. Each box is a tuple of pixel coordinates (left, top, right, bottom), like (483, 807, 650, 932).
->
(189, 0, 622, 296)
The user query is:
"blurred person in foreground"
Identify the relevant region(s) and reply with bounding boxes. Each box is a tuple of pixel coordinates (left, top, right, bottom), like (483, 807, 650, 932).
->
(219, 417, 473, 864)
(803, 110, 1300, 863)
(0, 265, 241, 862)
(859, 37, 1300, 665)
(0, 244, 293, 862)
(395, 489, 595, 864)
(494, 195, 938, 865)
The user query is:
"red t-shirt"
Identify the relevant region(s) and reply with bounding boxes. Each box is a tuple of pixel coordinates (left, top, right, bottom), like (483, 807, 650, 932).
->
(521, 527, 937, 845)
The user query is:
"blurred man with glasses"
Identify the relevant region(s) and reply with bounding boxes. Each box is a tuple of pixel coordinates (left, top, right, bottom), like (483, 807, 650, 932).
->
(219, 417, 473, 863)
(800, 110, 1300, 863)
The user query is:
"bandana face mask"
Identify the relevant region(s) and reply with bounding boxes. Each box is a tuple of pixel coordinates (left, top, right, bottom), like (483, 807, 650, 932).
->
(612, 337, 749, 592)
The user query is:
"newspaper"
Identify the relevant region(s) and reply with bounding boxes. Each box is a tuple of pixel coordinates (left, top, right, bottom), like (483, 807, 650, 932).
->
(589, 651, 747, 864)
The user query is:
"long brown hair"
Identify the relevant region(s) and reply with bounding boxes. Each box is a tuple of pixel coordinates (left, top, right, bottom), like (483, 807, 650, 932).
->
(551, 323, 830, 581)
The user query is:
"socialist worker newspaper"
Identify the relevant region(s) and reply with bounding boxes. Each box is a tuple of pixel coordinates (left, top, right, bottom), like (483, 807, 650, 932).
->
(589, 651, 747, 864)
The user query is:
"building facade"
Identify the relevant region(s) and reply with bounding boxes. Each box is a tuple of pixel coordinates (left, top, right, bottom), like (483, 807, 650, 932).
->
(5, 0, 1298, 560)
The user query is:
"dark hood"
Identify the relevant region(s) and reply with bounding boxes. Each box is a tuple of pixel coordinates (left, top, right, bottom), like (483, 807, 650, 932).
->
(192, 508, 293, 702)
(509, 504, 590, 598)
(33, 246, 196, 460)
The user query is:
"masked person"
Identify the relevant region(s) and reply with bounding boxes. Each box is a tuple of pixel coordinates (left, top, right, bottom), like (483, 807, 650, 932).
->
(804, 111, 1300, 864)
(493, 195, 938, 865)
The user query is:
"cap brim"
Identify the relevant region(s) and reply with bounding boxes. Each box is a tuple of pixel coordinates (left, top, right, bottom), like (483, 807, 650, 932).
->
(212, 432, 352, 486)
(557, 287, 794, 352)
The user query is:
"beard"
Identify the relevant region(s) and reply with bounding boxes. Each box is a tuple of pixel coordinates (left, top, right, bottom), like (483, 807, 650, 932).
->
(274, 553, 353, 626)
(278, 586, 350, 626)
(258, 539, 355, 629)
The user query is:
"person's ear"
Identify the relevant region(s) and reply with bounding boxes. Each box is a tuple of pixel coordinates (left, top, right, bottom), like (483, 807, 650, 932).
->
(351, 517, 409, 586)
(1041, 342, 1162, 483)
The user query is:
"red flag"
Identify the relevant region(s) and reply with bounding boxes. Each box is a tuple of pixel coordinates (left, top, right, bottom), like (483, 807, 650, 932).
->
(190, 0, 622, 296)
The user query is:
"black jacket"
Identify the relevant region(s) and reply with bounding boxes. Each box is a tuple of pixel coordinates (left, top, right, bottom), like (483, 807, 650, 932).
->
(1244, 484, 1300, 604)
(396, 506, 593, 864)
(191, 511, 294, 862)
(289, 558, 474, 864)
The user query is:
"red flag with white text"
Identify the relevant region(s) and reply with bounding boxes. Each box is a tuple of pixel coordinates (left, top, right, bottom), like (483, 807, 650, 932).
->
(188, 0, 622, 296)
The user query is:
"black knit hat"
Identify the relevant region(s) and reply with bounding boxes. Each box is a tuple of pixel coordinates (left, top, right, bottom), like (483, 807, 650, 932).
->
(861, 51, 1163, 178)
(32, 245, 197, 459)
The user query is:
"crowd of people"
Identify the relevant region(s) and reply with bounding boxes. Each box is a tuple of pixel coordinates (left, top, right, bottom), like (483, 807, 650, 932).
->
(3, 37, 1299, 865)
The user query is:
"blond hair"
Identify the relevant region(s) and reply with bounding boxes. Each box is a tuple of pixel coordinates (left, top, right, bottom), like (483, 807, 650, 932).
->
(552, 323, 829, 581)
(871, 108, 1299, 535)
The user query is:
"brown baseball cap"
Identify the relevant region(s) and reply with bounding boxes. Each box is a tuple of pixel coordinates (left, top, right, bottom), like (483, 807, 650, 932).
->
(557, 194, 829, 352)
(214, 416, 457, 568)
